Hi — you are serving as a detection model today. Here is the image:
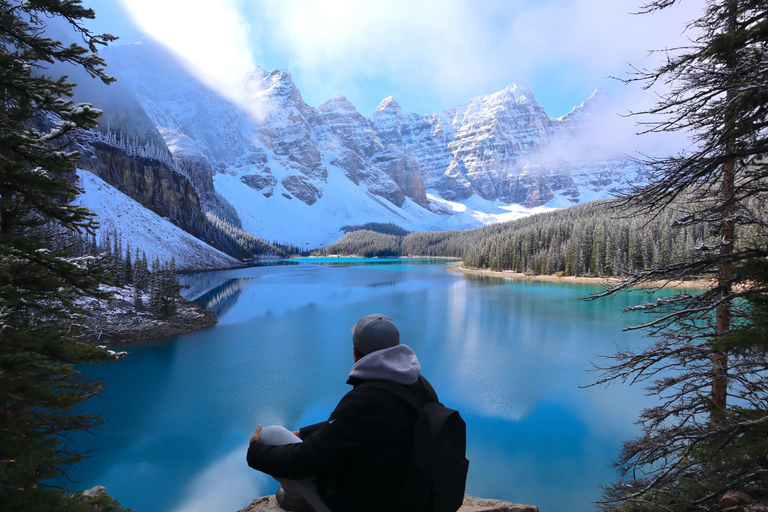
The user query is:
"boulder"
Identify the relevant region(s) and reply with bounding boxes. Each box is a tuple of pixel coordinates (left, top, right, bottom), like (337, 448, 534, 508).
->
(82, 485, 108, 498)
(237, 494, 539, 512)
(720, 491, 754, 508)
(460, 495, 540, 512)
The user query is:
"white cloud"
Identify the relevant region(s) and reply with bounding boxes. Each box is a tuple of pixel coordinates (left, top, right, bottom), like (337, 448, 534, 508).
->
(116, 0, 257, 97)
(113, 0, 707, 119)
(261, 0, 491, 90)
(257, 0, 706, 112)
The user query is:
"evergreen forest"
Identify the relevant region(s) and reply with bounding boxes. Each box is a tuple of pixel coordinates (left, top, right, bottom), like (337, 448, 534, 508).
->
(324, 197, 766, 281)
(54, 228, 182, 318)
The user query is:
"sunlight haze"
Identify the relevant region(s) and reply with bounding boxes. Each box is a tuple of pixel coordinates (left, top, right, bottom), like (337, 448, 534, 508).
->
(84, 0, 706, 118)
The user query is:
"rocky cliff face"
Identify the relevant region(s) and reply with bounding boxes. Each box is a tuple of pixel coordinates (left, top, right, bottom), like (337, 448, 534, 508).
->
(315, 95, 422, 208)
(77, 141, 207, 238)
(363, 84, 645, 208)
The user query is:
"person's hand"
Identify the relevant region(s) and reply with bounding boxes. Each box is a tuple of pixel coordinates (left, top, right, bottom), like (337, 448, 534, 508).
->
(250, 425, 262, 444)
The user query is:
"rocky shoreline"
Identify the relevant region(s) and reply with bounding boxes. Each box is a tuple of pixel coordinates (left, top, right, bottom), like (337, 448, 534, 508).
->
(76, 292, 217, 345)
(238, 494, 539, 512)
(448, 262, 713, 290)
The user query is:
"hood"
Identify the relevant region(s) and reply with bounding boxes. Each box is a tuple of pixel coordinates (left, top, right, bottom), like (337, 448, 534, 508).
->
(348, 344, 421, 386)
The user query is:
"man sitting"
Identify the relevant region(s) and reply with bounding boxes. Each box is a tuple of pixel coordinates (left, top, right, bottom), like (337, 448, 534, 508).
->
(246, 314, 435, 512)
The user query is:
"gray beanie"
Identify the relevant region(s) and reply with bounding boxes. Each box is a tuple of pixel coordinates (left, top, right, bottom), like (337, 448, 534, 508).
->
(351, 314, 400, 356)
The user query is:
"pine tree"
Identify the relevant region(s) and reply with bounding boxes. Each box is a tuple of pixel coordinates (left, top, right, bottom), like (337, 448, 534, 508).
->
(139, 251, 149, 290)
(133, 280, 144, 312)
(148, 257, 161, 316)
(589, 1, 768, 508)
(123, 243, 133, 285)
(604, 235, 613, 276)
(0, 2, 124, 510)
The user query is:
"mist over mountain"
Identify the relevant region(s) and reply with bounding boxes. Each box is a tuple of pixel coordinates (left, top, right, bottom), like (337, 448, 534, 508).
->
(73, 37, 652, 251)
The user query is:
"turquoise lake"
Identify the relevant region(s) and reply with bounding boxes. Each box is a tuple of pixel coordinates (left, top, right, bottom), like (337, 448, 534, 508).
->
(69, 259, 664, 512)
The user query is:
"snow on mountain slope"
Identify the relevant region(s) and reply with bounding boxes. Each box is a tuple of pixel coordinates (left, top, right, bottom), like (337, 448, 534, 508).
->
(91, 39, 655, 248)
(74, 170, 240, 270)
(214, 149, 498, 247)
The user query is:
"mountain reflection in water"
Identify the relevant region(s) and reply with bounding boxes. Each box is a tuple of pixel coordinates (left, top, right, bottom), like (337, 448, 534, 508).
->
(192, 278, 246, 317)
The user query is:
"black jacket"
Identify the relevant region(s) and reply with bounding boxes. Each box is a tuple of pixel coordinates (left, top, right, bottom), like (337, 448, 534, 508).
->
(247, 346, 431, 512)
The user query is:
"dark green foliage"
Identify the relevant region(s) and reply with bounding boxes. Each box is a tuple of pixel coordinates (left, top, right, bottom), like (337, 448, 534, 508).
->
(340, 222, 410, 237)
(453, 202, 708, 275)
(591, 0, 768, 509)
(202, 211, 278, 260)
(324, 200, 711, 277)
(134, 248, 149, 292)
(325, 230, 403, 257)
(148, 257, 179, 318)
(710, 258, 768, 357)
(71, 491, 135, 512)
(271, 241, 313, 257)
(58, 227, 181, 317)
(0, 2, 119, 508)
(400, 230, 462, 257)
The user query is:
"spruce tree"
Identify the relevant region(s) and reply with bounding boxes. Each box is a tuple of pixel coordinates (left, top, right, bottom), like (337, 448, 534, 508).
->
(138, 251, 149, 291)
(0, 1, 120, 510)
(589, 0, 768, 508)
(133, 281, 144, 312)
(124, 243, 132, 285)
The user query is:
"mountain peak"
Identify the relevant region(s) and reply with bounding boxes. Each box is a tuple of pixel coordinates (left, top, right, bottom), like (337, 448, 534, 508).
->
(557, 87, 611, 122)
(243, 66, 269, 82)
(242, 67, 294, 86)
(497, 82, 537, 105)
(240, 66, 299, 99)
(375, 96, 401, 113)
(275, 68, 293, 82)
(319, 95, 359, 114)
(587, 87, 607, 101)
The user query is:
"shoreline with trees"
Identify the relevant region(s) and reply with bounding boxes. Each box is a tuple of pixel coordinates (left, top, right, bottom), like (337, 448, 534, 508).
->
(446, 261, 714, 290)
(74, 286, 217, 345)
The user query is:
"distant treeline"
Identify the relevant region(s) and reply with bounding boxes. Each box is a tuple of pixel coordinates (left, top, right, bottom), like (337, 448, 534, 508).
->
(321, 199, 766, 277)
(203, 211, 279, 260)
(340, 222, 411, 237)
(323, 230, 404, 257)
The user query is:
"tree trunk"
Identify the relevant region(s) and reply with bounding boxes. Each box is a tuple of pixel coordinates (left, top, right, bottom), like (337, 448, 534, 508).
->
(713, 13, 738, 423)
(713, 180, 732, 418)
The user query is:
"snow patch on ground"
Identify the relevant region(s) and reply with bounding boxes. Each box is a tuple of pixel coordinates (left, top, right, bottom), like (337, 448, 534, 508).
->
(74, 170, 240, 271)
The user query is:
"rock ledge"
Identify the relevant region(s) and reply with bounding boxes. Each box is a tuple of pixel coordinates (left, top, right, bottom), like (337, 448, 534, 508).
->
(238, 494, 539, 512)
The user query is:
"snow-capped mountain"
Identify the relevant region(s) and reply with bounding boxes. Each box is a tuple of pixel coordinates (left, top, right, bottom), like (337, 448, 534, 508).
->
(77, 37, 648, 248)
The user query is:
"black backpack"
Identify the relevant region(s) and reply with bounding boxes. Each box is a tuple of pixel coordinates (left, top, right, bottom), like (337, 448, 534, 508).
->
(363, 376, 469, 512)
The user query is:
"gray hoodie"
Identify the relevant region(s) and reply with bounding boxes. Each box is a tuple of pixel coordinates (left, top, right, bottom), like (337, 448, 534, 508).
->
(348, 344, 421, 385)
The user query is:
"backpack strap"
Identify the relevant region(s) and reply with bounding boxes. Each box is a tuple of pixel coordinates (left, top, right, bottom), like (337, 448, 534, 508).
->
(361, 375, 438, 412)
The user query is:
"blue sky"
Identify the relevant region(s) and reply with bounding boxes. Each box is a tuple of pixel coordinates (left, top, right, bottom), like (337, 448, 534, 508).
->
(82, 0, 705, 118)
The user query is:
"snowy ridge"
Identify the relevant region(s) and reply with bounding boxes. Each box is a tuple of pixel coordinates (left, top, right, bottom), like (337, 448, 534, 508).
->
(74, 170, 239, 270)
(214, 152, 546, 248)
(78, 128, 182, 172)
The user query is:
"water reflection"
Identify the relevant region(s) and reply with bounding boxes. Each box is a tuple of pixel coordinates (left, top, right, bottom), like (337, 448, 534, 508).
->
(249, 257, 459, 268)
(292, 257, 457, 267)
(192, 278, 245, 316)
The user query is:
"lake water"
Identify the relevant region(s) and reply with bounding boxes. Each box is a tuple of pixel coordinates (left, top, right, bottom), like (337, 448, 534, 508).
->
(69, 259, 662, 512)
